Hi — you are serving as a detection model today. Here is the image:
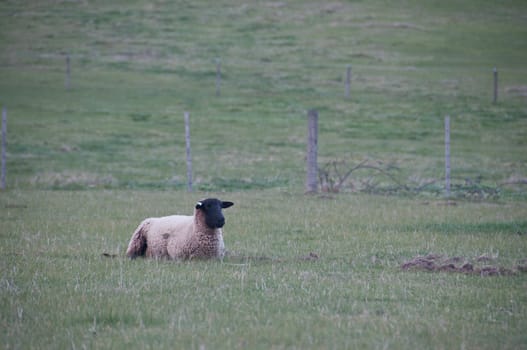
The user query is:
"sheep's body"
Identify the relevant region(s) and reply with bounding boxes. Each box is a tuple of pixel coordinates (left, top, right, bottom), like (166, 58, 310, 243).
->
(126, 198, 232, 260)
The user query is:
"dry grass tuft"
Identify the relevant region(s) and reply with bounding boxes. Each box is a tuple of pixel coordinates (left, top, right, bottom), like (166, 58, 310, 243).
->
(31, 172, 118, 189)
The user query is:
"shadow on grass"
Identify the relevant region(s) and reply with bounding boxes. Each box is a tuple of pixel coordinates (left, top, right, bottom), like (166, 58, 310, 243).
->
(102, 251, 321, 264)
(223, 251, 320, 265)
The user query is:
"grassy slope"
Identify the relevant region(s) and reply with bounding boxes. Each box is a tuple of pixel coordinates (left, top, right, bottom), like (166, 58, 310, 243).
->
(0, 0, 526, 192)
(1, 0, 527, 349)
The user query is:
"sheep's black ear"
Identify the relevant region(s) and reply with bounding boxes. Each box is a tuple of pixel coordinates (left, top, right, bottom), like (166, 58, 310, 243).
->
(195, 201, 203, 209)
(221, 201, 234, 209)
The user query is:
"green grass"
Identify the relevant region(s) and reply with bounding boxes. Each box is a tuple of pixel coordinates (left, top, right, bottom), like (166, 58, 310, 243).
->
(1, 0, 527, 348)
(0, 0, 526, 193)
(1, 190, 527, 349)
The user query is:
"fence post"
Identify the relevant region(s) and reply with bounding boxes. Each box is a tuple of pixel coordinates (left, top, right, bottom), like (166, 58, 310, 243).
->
(65, 53, 71, 90)
(305, 110, 318, 193)
(1, 107, 6, 190)
(444, 115, 451, 197)
(184, 111, 193, 192)
(216, 58, 221, 97)
(345, 65, 351, 99)
(493, 67, 498, 104)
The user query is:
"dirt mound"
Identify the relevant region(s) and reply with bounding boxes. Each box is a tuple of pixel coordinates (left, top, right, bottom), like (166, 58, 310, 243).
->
(401, 253, 526, 276)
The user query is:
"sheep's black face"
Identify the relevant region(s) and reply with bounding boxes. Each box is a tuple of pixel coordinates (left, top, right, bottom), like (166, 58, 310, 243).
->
(196, 198, 234, 229)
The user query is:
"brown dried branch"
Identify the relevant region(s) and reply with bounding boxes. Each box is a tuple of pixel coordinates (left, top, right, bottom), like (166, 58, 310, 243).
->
(318, 159, 401, 193)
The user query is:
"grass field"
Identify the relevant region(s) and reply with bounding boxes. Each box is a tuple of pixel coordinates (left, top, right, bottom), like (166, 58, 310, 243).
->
(1, 0, 526, 192)
(1, 0, 527, 348)
(1, 190, 527, 349)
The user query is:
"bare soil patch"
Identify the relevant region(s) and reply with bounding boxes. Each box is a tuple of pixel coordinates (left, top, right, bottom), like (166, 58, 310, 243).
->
(402, 253, 527, 276)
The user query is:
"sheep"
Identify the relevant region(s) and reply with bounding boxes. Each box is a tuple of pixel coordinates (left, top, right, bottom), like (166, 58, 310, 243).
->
(126, 198, 234, 260)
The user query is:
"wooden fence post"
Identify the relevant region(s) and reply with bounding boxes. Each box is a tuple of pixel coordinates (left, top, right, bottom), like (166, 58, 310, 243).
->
(305, 109, 318, 193)
(345, 65, 351, 99)
(493, 67, 498, 104)
(444, 115, 451, 197)
(216, 58, 221, 97)
(1, 107, 6, 190)
(184, 111, 193, 192)
(65, 53, 71, 90)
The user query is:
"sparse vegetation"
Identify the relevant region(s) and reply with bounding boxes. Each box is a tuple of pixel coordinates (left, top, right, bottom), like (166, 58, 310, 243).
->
(318, 158, 503, 199)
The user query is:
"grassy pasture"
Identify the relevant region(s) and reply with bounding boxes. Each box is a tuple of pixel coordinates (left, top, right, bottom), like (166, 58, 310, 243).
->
(1, 190, 527, 349)
(1, 0, 527, 348)
(0, 0, 526, 192)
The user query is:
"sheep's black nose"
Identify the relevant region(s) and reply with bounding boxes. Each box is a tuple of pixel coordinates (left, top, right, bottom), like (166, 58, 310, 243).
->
(217, 217, 225, 228)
